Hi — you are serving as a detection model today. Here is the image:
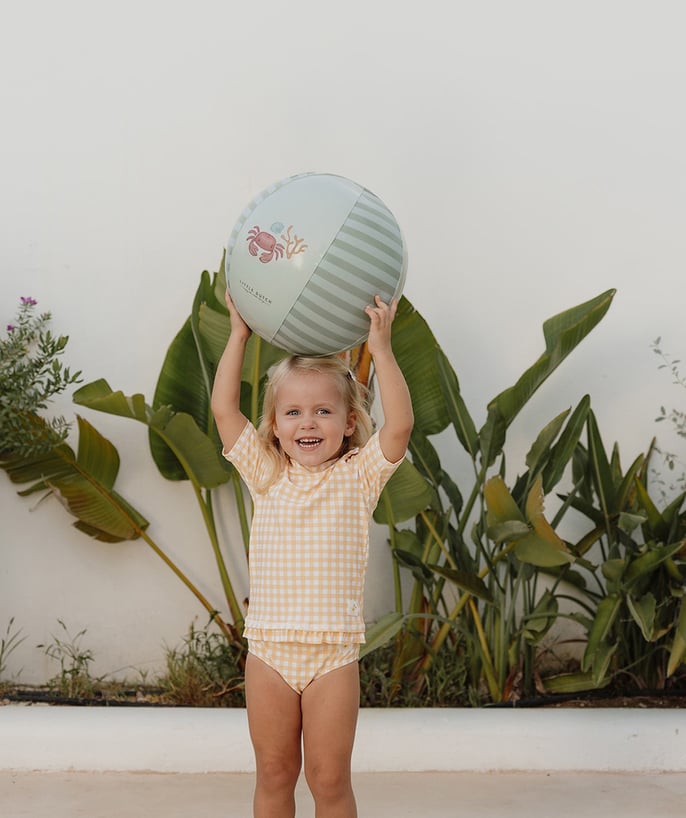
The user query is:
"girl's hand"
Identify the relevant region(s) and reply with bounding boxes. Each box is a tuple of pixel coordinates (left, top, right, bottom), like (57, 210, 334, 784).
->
(225, 289, 252, 340)
(365, 295, 397, 357)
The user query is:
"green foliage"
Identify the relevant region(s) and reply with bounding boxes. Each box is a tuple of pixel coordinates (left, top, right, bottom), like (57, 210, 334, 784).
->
(4, 276, 685, 705)
(0, 297, 82, 456)
(38, 619, 96, 699)
(359, 639, 473, 707)
(0, 617, 26, 686)
(160, 622, 246, 707)
(557, 421, 686, 691)
(374, 289, 618, 703)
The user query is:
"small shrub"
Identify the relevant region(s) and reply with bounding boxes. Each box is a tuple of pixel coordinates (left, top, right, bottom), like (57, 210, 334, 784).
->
(359, 638, 474, 707)
(1, 296, 82, 456)
(38, 619, 96, 699)
(161, 622, 246, 707)
(0, 617, 26, 690)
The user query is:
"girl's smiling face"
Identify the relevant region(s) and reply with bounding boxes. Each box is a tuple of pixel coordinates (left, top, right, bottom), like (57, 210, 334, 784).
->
(272, 370, 357, 467)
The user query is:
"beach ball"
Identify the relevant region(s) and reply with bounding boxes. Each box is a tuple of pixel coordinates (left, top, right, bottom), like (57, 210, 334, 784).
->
(225, 172, 407, 356)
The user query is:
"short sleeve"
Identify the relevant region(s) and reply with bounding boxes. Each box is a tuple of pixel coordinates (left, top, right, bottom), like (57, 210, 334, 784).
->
(350, 432, 404, 511)
(221, 422, 266, 495)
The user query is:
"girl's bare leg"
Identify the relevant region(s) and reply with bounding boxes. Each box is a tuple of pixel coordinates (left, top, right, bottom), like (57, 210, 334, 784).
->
(245, 653, 303, 818)
(301, 661, 360, 818)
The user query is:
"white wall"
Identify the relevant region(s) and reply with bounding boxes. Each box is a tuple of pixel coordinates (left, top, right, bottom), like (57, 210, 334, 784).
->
(2, 0, 685, 684)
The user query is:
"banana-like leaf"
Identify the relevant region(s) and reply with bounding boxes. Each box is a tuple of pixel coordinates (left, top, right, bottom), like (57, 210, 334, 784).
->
(523, 475, 573, 565)
(374, 459, 433, 524)
(633, 478, 668, 540)
(73, 379, 229, 489)
(626, 593, 656, 642)
(522, 590, 558, 644)
(623, 541, 685, 586)
(524, 409, 569, 478)
(0, 416, 149, 542)
(542, 670, 610, 694)
(582, 594, 621, 672)
(479, 289, 615, 466)
(484, 475, 573, 566)
(427, 563, 493, 602)
(360, 611, 405, 658)
(667, 598, 686, 677)
(150, 268, 286, 478)
(590, 639, 618, 687)
(2, 442, 78, 494)
(435, 347, 479, 459)
(514, 533, 574, 568)
(586, 410, 616, 518)
(541, 395, 591, 492)
(394, 548, 434, 584)
(408, 428, 442, 484)
(484, 475, 525, 527)
(149, 316, 213, 479)
(390, 297, 450, 436)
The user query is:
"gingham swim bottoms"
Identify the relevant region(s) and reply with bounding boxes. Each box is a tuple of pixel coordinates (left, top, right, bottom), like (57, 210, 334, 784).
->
(248, 640, 360, 694)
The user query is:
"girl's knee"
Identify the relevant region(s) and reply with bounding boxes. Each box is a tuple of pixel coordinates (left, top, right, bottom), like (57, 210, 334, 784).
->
(304, 759, 352, 801)
(256, 755, 301, 794)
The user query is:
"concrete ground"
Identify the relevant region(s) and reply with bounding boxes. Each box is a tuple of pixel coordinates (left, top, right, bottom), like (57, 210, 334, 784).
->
(3, 770, 686, 818)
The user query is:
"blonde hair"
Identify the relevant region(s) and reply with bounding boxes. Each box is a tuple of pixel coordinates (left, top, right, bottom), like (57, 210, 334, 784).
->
(254, 355, 373, 492)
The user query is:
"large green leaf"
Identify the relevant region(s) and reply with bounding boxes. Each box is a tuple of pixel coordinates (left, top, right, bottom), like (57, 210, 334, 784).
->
(479, 289, 615, 466)
(150, 316, 212, 479)
(582, 594, 621, 672)
(73, 380, 229, 489)
(435, 348, 479, 459)
(623, 541, 685, 586)
(391, 297, 450, 436)
(374, 459, 433, 524)
(626, 593, 657, 642)
(0, 416, 149, 542)
(524, 409, 569, 477)
(484, 475, 573, 566)
(427, 563, 493, 602)
(149, 268, 286, 478)
(667, 598, 686, 677)
(360, 612, 405, 658)
(541, 395, 591, 492)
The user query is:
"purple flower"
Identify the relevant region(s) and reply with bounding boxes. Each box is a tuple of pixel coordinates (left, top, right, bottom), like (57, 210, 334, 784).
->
(6, 324, 15, 332)
(20, 296, 37, 306)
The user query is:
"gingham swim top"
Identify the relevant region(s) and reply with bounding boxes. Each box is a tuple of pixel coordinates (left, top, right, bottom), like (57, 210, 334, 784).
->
(224, 423, 403, 644)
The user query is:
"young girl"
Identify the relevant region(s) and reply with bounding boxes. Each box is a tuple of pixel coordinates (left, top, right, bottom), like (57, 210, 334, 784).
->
(211, 291, 413, 818)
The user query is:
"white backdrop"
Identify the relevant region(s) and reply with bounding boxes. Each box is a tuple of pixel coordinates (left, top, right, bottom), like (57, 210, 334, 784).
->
(2, 0, 685, 683)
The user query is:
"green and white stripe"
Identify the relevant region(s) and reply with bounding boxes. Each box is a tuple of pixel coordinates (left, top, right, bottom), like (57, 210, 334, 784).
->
(273, 189, 406, 355)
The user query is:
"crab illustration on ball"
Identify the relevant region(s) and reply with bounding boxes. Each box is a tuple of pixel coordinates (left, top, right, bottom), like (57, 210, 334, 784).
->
(246, 226, 284, 263)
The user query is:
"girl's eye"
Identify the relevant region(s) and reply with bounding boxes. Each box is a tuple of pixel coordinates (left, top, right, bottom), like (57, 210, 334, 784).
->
(286, 409, 300, 416)
(316, 408, 330, 415)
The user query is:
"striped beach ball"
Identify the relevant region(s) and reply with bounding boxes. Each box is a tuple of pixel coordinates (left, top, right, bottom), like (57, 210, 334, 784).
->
(225, 173, 407, 356)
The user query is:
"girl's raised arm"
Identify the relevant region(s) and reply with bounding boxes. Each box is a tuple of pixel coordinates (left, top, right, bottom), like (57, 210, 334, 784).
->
(211, 291, 251, 453)
(364, 296, 414, 463)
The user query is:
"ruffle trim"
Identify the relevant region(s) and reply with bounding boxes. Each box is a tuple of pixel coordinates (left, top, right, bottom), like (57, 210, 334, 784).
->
(243, 626, 365, 645)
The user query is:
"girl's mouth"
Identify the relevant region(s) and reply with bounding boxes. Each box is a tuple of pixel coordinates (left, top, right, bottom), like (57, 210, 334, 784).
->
(296, 437, 322, 450)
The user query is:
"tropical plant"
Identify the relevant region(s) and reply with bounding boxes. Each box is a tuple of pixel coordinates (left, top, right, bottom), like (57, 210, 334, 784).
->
(0, 274, 626, 704)
(555, 413, 686, 691)
(365, 290, 618, 702)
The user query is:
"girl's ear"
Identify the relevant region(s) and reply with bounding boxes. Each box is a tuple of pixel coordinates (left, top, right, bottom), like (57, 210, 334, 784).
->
(345, 412, 357, 437)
